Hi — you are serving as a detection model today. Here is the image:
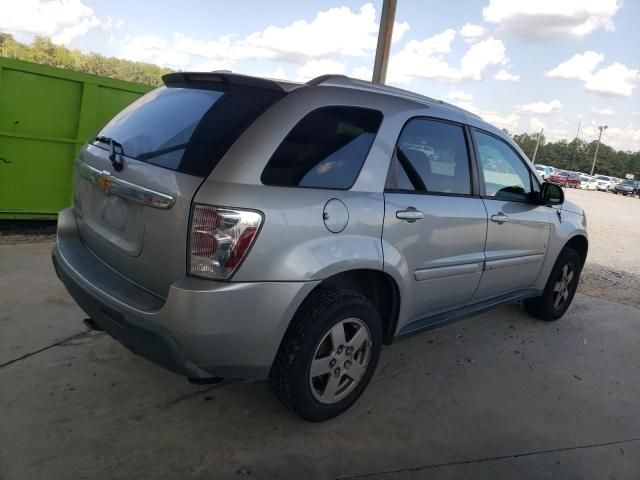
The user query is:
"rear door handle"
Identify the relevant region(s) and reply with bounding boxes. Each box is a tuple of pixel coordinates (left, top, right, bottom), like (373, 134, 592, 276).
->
(396, 207, 424, 223)
(491, 212, 509, 224)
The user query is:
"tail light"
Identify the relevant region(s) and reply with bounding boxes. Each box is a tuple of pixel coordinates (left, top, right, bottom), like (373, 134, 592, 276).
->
(189, 204, 262, 279)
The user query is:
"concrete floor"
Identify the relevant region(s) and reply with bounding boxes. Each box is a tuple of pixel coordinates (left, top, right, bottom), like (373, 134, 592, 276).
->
(1, 242, 639, 480)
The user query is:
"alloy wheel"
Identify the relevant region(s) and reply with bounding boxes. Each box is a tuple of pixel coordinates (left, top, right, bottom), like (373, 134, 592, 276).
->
(309, 318, 372, 404)
(553, 264, 575, 309)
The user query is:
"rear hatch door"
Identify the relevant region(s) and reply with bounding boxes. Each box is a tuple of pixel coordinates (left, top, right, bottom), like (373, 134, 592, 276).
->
(74, 78, 285, 298)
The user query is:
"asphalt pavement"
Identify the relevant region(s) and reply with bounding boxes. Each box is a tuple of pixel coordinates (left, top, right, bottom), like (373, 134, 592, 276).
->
(1, 241, 639, 479)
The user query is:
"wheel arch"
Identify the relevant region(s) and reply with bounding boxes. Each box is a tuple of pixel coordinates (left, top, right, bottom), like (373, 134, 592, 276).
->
(564, 234, 588, 267)
(303, 269, 401, 345)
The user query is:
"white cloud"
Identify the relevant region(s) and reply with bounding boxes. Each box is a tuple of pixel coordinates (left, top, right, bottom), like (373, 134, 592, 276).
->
(119, 34, 229, 70)
(101, 17, 124, 31)
(547, 52, 639, 97)
(576, 123, 640, 151)
(388, 31, 507, 84)
(459, 23, 486, 41)
(388, 28, 460, 84)
(392, 21, 411, 44)
(529, 118, 546, 131)
(51, 15, 100, 45)
(482, 0, 620, 40)
(544, 128, 569, 142)
(445, 91, 519, 131)
(481, 111, 520, 131)
(351, 66, 373, 81)
(460, 37, 507, 80)
(519, 100, 563, 114)
(0, 0, 120, 45)
(590, 106, 615, 116)
(295, 59, 346, 82)
(494, 69, 520, 81)
(585, 63, 639, 97)
(547, 51, 604, 81)
(262, 66, 287, 80)
(240, 4, 374, 60)
(595, 126, 640, 151)
(445, 90, 475, 111)
(118, 3, 408, 73)
(238, 3, 408, 62)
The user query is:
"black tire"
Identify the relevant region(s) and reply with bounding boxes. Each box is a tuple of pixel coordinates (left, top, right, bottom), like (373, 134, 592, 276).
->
(524, 247, 582, 321)
(270, 288, 382, 422)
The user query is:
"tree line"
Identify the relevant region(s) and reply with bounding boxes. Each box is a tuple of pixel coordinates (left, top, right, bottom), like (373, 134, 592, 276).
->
(512, 132, 639, 178)
(0, 33, 172, 86)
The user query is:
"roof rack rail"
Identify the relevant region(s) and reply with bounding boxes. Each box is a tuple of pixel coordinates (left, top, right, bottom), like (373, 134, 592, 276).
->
(306, 74, 482, 119)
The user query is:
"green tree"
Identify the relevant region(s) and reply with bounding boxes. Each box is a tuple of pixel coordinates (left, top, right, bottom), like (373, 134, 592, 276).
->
(512, 134, 639, 178)
(0, 32, 172, 86)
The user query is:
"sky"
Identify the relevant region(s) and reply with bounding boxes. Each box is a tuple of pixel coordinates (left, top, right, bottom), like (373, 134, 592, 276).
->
(1, 0, 639, 150)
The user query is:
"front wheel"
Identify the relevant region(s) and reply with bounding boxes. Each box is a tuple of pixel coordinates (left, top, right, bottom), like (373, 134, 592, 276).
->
(270, 288, 382, 422)
(524, 247, 582, 321)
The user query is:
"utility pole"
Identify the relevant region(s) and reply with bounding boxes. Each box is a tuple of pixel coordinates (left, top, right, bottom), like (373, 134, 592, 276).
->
(567, 120, 581, 172)
(372, 0, 397, 84)
(531, 127, 544, 164)
(590, 125, 608, 176)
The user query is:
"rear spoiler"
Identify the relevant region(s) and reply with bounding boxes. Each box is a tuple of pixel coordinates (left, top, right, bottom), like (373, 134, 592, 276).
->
(162, 71, 302, 93)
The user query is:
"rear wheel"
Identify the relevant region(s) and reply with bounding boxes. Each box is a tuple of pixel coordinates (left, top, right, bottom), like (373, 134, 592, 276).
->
(524, 247, 582, 321)
(270, 288, 382, 422)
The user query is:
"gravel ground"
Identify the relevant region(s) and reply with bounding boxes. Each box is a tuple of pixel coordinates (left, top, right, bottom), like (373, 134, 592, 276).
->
(1, 188, 638, 308)
(0, 220, 56, 245)
(565, 188, 640, 310)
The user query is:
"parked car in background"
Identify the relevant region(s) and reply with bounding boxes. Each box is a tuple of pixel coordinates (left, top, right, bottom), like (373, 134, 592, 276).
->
(610, 178, 621, 191)
(594, 175, 615, 191)
(549, 171, 581, 188)
(579, 177, 598, 190)
(613, 179, 640, 196)
(535, 164, 555, 180)
(51, 72, 589, 421)
(578, 173, 592, 183)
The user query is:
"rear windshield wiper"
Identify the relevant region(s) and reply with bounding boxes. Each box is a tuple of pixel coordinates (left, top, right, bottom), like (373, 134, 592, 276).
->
(95, 135, 125, 171)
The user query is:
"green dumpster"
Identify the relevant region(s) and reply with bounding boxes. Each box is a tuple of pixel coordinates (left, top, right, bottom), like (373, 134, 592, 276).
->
(0, 58, 152, 219)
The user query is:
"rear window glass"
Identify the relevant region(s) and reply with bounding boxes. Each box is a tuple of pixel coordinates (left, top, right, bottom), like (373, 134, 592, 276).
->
(94, 84, 284, 177)
(261, 106, 383, 189)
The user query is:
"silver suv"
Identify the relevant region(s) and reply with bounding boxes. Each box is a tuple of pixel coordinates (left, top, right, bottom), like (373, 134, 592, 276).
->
(53, 72, 588, 421)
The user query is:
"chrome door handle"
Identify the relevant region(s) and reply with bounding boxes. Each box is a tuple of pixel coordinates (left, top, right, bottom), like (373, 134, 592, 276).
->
(491, 212, 509, 224)
(396, 207, 424, 223)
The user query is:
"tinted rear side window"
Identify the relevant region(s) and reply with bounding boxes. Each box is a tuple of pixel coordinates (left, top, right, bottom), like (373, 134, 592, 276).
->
(395, 118, 472, 195)
(95, 84, 284, 177)
(261, 106, 383, 189)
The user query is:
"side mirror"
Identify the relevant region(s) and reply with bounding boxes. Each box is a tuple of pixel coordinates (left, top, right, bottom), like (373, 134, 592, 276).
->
(540, 181, 564, 205)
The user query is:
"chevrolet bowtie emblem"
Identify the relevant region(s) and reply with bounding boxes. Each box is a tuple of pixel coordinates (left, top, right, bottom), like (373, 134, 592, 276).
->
(96, 173, 113, 193)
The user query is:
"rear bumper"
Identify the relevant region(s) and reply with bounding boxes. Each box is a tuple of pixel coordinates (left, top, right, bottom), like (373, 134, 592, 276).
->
(53, 208, 318, 379)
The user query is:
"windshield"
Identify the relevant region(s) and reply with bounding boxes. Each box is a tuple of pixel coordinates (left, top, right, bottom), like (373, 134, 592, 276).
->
(596, 176, 610, 180)
(95, 84, 285, 177)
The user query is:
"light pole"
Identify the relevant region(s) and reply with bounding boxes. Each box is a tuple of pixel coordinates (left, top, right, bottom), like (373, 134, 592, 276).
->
(531, 127, 544, 164)
(372, 0, 397, 84)
(567, 120, 581, 172)
(590, 125, 608, 176)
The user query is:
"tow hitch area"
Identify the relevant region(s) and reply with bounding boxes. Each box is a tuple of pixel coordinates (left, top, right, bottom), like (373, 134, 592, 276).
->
(83, 318, 104, 332)
(188, 377, 225, 385)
